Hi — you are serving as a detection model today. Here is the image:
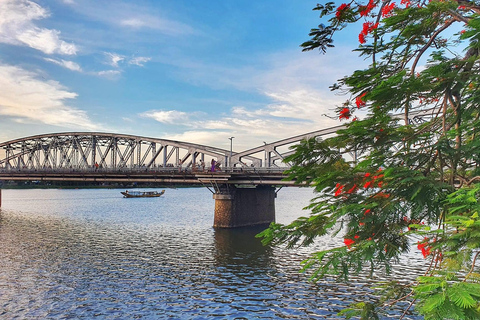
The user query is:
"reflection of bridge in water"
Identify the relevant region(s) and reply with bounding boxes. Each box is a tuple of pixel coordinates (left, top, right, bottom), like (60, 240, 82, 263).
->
(0, 110, 433, 227)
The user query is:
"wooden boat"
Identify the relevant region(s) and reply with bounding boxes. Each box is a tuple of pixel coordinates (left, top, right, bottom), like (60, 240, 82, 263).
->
(121, 190, 165, 198)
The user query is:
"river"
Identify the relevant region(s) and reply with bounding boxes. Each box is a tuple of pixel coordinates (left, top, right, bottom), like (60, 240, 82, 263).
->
(0, 187, 423, 319)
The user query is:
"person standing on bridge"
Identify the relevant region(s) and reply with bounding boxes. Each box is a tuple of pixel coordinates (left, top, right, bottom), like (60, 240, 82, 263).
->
(211, 159, 216, 172)
(200, 160, 205, 172)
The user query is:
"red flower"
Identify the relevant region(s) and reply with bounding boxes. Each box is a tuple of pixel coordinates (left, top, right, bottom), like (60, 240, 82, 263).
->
(364, 209, 371, 215)
(355, 92, 367, 108)
(361, 22, 379, 35)
(334, 183, 345, 197)
(374, 192, 390, 198)
(382, 2, 396, 17)
(346, 184, 357, 194)
(364, 181, 374, 189)
(417, 238, 432, 258)
(359, 33, 366, 44)
(400, 0, 411, 7)
(358, 22, 378, 44)
(339, 107, 351, 120)
(336, 3, 350, 19)
(344, 238, 355, 248)
(359, 0, 376, 16)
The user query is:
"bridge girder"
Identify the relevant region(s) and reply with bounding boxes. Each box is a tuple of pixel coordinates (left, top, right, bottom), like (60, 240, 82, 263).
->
(0, 132, 260, 170)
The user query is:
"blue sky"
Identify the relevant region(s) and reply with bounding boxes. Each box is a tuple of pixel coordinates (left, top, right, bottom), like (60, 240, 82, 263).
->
(0, 0, 366, 151)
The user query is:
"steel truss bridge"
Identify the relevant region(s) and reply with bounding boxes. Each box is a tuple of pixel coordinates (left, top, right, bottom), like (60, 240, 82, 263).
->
(0, 126, 346, 186)
(0, 108, 435, 187)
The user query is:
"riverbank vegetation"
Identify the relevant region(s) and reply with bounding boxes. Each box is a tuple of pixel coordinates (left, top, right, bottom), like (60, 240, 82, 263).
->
(259, 1, 480, 319)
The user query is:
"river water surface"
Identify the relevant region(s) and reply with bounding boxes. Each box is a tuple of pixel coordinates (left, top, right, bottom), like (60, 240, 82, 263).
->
(0, 187, 424, 319)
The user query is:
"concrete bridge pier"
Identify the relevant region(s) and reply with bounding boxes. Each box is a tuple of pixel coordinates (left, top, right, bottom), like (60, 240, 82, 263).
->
(213, 185, 276, 228)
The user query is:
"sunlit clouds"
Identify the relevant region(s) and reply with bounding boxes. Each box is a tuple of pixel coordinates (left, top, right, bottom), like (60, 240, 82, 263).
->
(140, 110, 189, 124)
(0, 0, 77, 55)
(0, 64, 98, 130)
(138, 48, 357, 148)
(44, 58, 82, 72)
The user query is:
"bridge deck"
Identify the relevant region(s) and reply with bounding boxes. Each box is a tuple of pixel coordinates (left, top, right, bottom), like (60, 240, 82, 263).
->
(0, 167, 298, 186)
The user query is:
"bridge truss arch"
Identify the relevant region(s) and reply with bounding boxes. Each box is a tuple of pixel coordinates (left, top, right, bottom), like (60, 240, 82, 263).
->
(231, 108, 438, 168)
(0, 132, 261, 171)
(0, 109, 437, 171)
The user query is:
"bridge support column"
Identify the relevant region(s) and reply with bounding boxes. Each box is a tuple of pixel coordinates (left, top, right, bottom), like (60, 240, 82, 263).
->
(213, 185, 275, 228)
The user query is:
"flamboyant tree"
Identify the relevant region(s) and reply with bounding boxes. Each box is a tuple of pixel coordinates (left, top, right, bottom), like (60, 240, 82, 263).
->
(258, 0, 480, 319)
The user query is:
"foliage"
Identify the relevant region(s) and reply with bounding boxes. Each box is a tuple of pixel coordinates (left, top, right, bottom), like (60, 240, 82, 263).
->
(257, 0, 480, 318)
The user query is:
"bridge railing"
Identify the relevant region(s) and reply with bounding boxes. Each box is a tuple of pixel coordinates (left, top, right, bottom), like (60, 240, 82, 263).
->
(0, 166, 289, 175)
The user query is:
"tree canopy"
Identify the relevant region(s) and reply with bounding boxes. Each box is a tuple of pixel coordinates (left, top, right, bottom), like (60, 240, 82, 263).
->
(258, 0, 480, 318)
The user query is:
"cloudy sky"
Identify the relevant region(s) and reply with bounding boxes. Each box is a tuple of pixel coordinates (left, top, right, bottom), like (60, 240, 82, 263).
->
(0, 0, 366, 151)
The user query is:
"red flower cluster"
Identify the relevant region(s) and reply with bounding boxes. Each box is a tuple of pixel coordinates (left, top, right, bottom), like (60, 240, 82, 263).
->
(359, 21, 379, 44)
(336, 3, 350, 19)
(344, 238, 355, 248)
(400, 0, 411, 7)
(363, 170, 384, 189)
(382, 2, 396, 17)
(359, 0, 376, 16)
(334, 183, 344, 196)
(334, 183, 358, 197)
(417, 237, 432, 258)
(339, 107, 351, 120)
(355, 92, 367, 108)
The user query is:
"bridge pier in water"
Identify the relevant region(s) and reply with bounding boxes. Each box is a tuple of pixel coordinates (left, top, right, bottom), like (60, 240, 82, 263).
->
(213, 185, 276, 228)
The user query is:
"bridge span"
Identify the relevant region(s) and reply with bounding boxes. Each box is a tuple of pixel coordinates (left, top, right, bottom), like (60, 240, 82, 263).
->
(0, 131, 324, 228)
(0, 108, 434, 227)
(0, 125, 370, 227)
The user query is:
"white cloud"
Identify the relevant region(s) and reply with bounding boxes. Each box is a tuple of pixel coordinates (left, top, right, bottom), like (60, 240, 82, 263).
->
(44, 58, 82, 72)
(65, 1, 196, 37)
(96, 70, 122, 78)
(120, 18, 148, 28)
(105, 52, 125, 67)
(0, 63, 98, 130)
(0, 0, 77, 55)
(165, 130, 231, 146)
(137, 49, 357, 147)
(129, 56, 151, 67)
(117, 14, 195, 36)
(140, 110, 188, 124)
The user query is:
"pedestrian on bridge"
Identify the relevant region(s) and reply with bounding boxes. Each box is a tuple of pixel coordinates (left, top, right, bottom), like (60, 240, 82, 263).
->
(211, 159, 216, 172)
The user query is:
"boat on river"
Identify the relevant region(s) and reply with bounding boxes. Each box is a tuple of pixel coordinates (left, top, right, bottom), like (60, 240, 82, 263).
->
(121, 190, 165, 198)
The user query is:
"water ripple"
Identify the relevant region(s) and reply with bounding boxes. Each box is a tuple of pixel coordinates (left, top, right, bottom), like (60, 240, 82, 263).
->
(0, 188, 423, 319)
